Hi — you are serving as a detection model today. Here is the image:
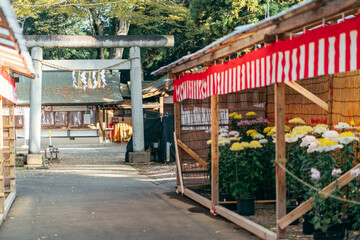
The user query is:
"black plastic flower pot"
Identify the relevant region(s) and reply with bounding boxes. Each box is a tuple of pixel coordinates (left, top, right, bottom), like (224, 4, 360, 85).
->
(286, 205, 300, 225)
(302, 213, 314, 235)
(328, 219, 350, 240)
(313, 230, 342, 240)
(236, 197, 255, 216)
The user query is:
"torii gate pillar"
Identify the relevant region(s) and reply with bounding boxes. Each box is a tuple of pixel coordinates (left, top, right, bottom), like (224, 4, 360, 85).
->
(27, 47, 43, 165)
(129, 46, 145, 153)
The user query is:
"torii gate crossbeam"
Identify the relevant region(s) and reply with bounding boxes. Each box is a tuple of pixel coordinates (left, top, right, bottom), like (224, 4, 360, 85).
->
(25, 35, 174, 164)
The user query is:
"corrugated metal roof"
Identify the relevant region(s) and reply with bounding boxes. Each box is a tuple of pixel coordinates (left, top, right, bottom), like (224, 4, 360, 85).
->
(16, 71, 123, 105)
(0, 0, 35, 78)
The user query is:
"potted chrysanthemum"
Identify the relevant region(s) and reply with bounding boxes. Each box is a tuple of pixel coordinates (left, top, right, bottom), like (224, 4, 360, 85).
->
(228, 141, 263, 216)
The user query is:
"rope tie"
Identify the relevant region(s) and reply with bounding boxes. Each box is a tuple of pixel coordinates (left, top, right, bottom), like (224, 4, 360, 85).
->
(275, 161, 360, 206)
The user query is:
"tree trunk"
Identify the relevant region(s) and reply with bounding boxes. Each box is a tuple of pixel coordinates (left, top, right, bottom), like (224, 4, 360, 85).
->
(90, 9, 105, 59)
(109, 18, 130, 59)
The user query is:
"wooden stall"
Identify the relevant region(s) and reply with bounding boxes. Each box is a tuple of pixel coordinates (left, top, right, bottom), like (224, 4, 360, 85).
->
(154, 0, 360, 239)
(0, 0, 35, 226)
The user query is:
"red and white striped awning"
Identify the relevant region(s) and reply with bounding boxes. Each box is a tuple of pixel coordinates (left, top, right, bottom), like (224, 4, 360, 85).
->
(173, 14, 360, 102)
(0, 70, 16, 103)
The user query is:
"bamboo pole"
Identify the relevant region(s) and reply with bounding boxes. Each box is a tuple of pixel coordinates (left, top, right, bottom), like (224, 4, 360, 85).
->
(211, 95, 219, 212)
(275, 83, 286, 239)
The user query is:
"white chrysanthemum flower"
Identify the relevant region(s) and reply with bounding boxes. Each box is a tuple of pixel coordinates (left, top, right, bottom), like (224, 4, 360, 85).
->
(331, 168, 342, 177)
(307, 141, 319, 153)
(334, 122, 350, 130)
(314, 144, 343, 153)
(350, 169, 360, 177)
(259, 139, 268, 144)
(322, 130, 339, 140)
(285, 136, 300, 143)
(300, 135, 317, 147)
(219, 133, 229, 138)
(253, 134, 265, 139)
(310, 168, 321, 180)
(335, 137, 359, 145)
(219, 128, 228, 133)
(229, 131, 240, 136)
(314, 126, 328, 134)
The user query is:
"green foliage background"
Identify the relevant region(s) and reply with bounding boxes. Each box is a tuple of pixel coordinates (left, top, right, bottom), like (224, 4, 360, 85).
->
(12, 0, 304, 81)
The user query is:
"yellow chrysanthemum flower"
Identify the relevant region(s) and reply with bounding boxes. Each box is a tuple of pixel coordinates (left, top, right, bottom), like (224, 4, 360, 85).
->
(292, 126, 314, 135)
(246, 111, 257, 116)
(234, 114, 243, 119)
(246, 129, 257, 136)
(263, 126, 274, 134)
(357, 126, 360, 132)
(318, 138, 338, 146)
(315, 124, 328, 129)
(339, 132, 355, 138)
(229, 112, 237, 117)
(228, 137, 239, 141)
(239, 142, 251, 148)
(285, 133, 294, 138)
(206, 139, 212, 145)
(230, 142, 244, 151)
(250, 132, 260, 137)
(288, 117, 306, 124)
(249, 140, 262, 148)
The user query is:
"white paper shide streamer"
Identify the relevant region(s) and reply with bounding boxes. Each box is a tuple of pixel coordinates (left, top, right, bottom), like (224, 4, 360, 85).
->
(100, 70, 107, 88)
(80, 72, 87, 90)
(72, 70, 107, 90)
(92, 72, 98, 89)
(72, 71, 78, 89)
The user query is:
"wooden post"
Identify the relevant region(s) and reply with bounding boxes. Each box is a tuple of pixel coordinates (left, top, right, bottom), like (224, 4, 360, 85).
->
(275, 83, 286, 239)
(0, 96, 4, 214)
(174, 102, 181, 186)
(8, 102, 15, 193)
(211, 94, 219, 212)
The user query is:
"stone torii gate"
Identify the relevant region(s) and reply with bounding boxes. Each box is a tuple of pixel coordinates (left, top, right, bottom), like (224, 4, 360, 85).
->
(25, 35, 174, 164)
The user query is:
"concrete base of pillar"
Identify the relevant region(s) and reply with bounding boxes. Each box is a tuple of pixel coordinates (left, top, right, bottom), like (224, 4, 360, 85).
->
(26, 154, 43, 165)
(129, 152, 151, 164)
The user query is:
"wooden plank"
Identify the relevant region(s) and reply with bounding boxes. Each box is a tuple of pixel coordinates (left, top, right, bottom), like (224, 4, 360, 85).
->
(211, 95, 219, 210)
(215, 205, 277, 240)
(3, 191, 15, 218)
(183, 187, 212, 209)
(174, 132, 185, 194)
(275, 83, 286, 239)
(177, 139, 208, 168)
(220, 200, 276, 204)
(278, 163, 360, 229)
(285, 82, 328, 111)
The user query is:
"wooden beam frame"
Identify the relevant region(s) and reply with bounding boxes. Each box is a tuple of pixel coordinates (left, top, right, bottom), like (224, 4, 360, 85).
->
(275, 83, 286, 239)
(177, 139, 208, 168)
(174, 132, 185, 194)
(278, 163, 360, 230)
(181, 187, 277, 240)
(285, 81, 328, 111)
